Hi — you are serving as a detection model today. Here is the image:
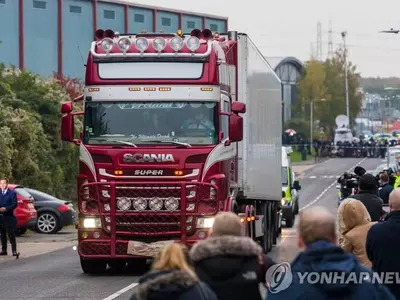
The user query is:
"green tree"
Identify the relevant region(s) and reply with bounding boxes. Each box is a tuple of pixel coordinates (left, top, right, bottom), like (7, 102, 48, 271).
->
(294, 50, 362, 137)
(0, 64, 82, 202)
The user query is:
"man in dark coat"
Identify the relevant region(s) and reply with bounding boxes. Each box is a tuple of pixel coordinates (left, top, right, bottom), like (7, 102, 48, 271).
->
(189, 212, 275, 300)
(366, 188, 400, 299)
(379, 172, 393, 205)
(0, 178, 18, 256)
(350, 173, 384, 221)
(266, 206, 394, 300)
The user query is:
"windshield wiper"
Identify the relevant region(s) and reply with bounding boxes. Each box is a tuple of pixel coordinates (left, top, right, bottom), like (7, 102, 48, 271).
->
(94, 139, 138, 147)
(146, 140, 192, 147)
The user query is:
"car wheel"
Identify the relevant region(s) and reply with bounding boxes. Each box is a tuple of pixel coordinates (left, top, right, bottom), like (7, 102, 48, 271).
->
(36, 212, 60, 234)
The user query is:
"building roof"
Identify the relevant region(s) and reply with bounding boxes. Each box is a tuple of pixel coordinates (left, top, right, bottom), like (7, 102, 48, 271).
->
(101, 0, 229, 20)
(265, 56, 304, 72)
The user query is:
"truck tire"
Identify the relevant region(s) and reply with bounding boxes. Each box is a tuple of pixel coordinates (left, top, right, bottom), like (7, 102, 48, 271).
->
(285, 212, 294, 228)
(80, 257, 107, 274)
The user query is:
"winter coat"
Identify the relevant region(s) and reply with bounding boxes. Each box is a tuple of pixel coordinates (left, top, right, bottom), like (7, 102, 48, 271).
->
(350, 191, 384, 221)
(129, 269, 217, 300)
(366, 211, 400, 299)
(338, 198, 377, 268)
(190, 235, 274, 300)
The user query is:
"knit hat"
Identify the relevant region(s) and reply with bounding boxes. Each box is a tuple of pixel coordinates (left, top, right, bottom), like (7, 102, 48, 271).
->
(359, 173, 378, 191)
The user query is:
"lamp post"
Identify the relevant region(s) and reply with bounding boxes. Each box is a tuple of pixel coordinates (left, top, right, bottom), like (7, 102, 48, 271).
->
(341, 31, 350, 123)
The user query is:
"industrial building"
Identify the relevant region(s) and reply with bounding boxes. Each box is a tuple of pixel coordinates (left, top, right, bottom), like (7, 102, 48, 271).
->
(266, 56, 304, 122)
(0, 0, 228, 79)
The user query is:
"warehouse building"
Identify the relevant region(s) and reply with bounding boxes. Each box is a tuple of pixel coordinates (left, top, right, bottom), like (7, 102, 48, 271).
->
(0, 0, 228, 79)
(266, 56, 304, 122)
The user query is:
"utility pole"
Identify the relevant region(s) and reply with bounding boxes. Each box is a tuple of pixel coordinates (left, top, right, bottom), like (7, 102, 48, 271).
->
(310, 99, 314, 147)
(341, 31, 350, 126)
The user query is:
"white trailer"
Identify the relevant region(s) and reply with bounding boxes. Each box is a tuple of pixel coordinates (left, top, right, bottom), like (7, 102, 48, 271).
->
(234, 32, 283, 253)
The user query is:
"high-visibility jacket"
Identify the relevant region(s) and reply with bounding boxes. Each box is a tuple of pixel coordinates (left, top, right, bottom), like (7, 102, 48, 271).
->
(394, 176, 400, 189)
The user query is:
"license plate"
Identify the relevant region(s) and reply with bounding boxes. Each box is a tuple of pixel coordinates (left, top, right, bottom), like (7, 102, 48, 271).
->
(28, 203, 34, 209)
(127, 240, 175, 257)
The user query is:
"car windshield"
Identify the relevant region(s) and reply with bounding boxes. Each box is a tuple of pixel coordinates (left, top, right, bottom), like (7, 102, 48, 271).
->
(282, 167, 288, 185)
(83, 101, 218, 145)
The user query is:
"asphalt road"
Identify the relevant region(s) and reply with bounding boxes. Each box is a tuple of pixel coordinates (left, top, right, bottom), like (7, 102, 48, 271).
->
(0, 158, 382, 300)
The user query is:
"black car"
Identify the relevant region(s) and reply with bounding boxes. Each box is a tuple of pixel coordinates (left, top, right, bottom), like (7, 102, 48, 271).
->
(25, 188, 76, 234)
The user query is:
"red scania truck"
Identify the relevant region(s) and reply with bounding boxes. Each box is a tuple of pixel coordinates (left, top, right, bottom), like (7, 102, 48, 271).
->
(60, 28, 283, 274)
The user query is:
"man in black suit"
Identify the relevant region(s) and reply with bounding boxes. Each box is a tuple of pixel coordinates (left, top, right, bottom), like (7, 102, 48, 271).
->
(0, 177, 18, 256)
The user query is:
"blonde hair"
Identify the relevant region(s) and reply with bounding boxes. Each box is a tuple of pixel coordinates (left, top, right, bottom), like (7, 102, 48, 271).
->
(152, 243, 198, 280)
(211, 212, 243, 237)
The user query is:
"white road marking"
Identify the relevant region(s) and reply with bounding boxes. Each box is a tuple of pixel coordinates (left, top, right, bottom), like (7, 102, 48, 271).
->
(309, 176, 316, 179)
(102, 282, 139, 300)
(300, 158, 367, 211)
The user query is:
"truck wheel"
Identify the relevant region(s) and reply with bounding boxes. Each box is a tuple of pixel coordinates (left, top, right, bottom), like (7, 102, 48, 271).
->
(80, 257, 107, 274)
(285, 212, 294, 228)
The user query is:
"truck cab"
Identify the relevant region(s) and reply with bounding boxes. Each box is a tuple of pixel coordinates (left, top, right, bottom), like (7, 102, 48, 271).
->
(281, 146, 300, 227)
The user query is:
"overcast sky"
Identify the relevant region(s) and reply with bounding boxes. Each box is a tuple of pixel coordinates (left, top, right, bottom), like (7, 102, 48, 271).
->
(127, 0, 400, 78)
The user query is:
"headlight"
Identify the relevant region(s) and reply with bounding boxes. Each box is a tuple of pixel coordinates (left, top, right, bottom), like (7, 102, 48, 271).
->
(133, 198, 147, 211)
(197, 217, 214, 229)
(186, 36, 200, 51)
(117, 197, 131, 211)
(170, 36, 184, 51)
(165, 197, 179, 211)
(117, 37, 132, 52)
(149, 197, 163, 211)
(281, 198, 288, 206)
(152, 37, 166, 51)
(82, 217, 101, 228)
(135, 37, 149, 52)
(100, 38, 114, 53)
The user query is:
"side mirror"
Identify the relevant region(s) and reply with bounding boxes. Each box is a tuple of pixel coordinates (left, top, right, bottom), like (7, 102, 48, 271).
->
(293, 180, 301, 190)
(61, 101, 73, 114)
(228, 113, 243, 142)
(231, 101, 246, 114)
(61, 114, 74, 142)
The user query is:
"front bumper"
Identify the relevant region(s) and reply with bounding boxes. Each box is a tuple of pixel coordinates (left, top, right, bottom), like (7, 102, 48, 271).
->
(77, 181, 219, 258)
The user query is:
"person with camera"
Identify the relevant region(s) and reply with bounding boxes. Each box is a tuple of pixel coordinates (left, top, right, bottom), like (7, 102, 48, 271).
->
(350, 173, 384, 222)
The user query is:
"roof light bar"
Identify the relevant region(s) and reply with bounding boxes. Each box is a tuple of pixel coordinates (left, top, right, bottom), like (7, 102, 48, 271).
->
(91, 38, 212, 58)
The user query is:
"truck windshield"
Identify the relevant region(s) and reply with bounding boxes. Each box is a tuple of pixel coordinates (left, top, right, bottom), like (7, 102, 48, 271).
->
(282, 166, 288, 185)
(83, 101, 218, 145)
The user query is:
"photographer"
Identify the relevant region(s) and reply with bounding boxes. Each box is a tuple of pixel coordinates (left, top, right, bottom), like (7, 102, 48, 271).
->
(350, 173, 384, 222)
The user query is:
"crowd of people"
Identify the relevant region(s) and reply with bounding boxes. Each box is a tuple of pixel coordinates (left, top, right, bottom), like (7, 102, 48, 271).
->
(127, 169, 400, 300)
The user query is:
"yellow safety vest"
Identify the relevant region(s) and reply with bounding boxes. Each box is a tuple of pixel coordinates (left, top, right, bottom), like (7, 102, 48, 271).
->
(395, 176, 400, 189)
